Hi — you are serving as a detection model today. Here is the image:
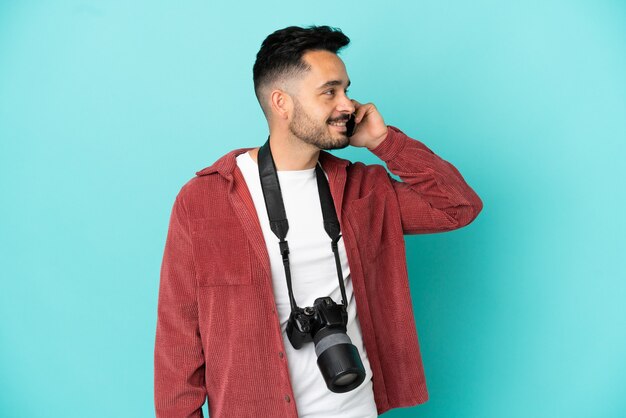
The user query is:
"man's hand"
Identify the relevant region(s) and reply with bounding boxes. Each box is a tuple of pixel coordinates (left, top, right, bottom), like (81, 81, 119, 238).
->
(348, 99, 389, 150)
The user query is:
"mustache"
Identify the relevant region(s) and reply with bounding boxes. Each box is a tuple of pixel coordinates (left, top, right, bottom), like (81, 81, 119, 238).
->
(327, 115, 350, 123)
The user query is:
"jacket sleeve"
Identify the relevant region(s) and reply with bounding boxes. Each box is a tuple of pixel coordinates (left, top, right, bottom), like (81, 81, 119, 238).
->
(154, 193, 206, 417)
(369, 125, 483, 234)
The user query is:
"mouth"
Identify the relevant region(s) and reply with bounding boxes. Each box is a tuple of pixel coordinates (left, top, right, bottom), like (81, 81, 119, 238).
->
(328, 120, 348, 131)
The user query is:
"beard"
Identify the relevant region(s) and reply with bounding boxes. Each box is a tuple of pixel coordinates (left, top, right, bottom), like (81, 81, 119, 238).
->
(288, 98, 350, 150)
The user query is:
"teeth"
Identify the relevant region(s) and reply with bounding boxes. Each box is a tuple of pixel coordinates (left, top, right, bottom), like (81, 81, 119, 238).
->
(328, 122, 346, 126)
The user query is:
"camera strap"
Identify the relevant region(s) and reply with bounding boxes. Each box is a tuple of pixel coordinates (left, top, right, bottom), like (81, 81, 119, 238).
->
(257, 137, 349, 314)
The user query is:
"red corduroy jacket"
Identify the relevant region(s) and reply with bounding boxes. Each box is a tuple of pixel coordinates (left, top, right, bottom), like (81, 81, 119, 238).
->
(154, 126, 483, 417)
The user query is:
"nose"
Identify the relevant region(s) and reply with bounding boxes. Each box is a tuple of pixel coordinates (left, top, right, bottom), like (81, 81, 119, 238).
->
(336, 94, 355, 115)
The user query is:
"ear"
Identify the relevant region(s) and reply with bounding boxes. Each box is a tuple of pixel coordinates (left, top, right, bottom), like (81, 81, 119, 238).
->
(270, 89, 293, 120)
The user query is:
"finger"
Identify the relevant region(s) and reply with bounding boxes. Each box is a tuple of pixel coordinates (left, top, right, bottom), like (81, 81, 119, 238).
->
(355, 104, 370, 123)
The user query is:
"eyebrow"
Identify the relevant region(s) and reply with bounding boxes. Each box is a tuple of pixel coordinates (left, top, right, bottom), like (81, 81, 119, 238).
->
(317, 79, 351, 90)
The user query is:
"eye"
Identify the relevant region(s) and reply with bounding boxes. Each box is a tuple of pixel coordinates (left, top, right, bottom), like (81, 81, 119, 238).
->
(323, 89, 349, 96)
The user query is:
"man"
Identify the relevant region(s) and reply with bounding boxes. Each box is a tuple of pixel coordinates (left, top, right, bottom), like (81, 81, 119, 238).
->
(154, 25, 483, 418)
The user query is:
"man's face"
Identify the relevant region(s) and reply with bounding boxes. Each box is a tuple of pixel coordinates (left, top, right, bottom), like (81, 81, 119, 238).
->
(287, 50, 355, 150)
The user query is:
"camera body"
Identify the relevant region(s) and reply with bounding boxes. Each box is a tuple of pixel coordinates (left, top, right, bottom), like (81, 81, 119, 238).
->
(286, 296, 348, 349)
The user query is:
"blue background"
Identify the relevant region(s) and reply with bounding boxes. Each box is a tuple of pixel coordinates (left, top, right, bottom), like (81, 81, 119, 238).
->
(1, 1, 625, 417)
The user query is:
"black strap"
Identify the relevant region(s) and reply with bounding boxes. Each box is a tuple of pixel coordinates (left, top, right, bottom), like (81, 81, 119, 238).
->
(257, 137, 348, 314)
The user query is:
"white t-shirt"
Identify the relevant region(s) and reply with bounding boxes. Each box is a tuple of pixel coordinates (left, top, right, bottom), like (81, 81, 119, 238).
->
(236, 150, 377, 418)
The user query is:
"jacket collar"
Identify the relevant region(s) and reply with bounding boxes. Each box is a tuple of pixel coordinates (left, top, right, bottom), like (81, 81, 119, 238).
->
(195, 147, 351, 284)
(195, 147, 351, 178)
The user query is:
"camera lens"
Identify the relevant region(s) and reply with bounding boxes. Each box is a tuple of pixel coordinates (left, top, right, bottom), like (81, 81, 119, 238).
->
(334, 372, 358, 386)
(314, 327, 366, 393)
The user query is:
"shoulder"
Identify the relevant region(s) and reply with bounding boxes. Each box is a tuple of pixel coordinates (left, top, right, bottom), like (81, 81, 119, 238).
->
(346, 159, 391, 193)
(174, 147, 252, 211)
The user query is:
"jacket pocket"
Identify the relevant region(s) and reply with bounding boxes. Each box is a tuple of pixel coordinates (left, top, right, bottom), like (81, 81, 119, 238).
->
(347, 188, 403, 258)
(190, 217, 252, 286)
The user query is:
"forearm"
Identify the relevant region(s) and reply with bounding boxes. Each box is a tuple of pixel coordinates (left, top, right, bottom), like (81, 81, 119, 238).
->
(369, 125, 483, 233)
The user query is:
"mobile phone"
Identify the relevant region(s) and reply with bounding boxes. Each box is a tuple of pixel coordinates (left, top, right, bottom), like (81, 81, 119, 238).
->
(346, 113, 357, 137)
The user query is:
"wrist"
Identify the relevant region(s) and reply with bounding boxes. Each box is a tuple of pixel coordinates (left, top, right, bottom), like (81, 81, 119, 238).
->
(366, 126, 389, 150)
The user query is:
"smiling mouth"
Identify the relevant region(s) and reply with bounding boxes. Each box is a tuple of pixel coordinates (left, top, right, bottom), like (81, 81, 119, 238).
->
(328, 123, 347, 131)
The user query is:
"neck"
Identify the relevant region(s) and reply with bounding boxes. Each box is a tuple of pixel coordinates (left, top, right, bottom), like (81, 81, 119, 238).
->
(249, 131, 321, 171)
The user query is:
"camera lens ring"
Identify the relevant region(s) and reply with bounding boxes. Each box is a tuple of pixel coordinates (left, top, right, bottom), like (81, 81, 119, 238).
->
(314, 332, 352, 357)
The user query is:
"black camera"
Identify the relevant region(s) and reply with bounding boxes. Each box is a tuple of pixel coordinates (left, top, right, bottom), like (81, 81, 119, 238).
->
(286, 296, 366, 393)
